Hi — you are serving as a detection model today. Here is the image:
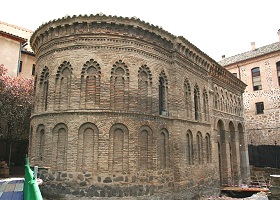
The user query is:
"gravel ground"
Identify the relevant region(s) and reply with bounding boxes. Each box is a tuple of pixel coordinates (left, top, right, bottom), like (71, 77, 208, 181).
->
(43, 192, 269, 200)
(201, 192, 269, 200)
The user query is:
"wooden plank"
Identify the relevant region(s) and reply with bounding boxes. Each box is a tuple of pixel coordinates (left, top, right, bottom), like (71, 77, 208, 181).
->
(220, 186, 269, 192)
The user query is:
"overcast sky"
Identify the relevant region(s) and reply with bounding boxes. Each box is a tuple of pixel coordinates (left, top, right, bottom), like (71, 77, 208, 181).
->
(1, 0, 279, 62)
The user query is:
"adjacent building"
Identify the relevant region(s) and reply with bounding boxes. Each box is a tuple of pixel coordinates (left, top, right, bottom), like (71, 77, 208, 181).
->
(0, 22, 36, 167)
(0, 21, 35, 77)
(29, 14, 249, 199)
(219, 31, 280, 168)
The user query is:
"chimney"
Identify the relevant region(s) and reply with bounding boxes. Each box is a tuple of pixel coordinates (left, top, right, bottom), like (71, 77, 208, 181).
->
(278, 29, 280, 42)
(222, 55, 225, 59)
(251, 42, 256, 50)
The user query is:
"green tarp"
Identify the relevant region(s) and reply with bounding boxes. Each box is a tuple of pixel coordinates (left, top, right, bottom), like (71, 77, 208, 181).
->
(23, 157, 43, 200)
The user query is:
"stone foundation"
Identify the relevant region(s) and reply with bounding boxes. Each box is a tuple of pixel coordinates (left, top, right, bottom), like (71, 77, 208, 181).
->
(38, 168, 219, 199)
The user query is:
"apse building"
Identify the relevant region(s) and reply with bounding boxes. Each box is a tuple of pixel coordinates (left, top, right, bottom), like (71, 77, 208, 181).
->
(29, 14, 249, 199)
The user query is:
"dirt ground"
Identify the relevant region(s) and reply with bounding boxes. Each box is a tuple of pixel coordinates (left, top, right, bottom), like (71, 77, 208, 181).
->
(201, 192, 268, 200)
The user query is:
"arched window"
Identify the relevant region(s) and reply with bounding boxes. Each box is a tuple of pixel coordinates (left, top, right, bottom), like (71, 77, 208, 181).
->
(221, 95, 225, 111)
(158, 129, 169, 169)
(109, 124, 129, 173)
(214, 93, 219, 109)
(81, 59, 101, 108)
(184, 79, 191, 118)
(159, 71, 168, 116)
(77, 123, 99, 172)
(55, 61, 72, 110)
(277, 61, 280, 86)
(251, 67, 262, 91)
(114, 128, 126, 172)
(39, 66, 49, 111)
(205, 133, 211, 163)
(110, 60, 129, 110)
(36, 124, 45, 161)
(39, 129, 45, 161)
(138, 65, 152, 113)
(138, 126, 153, 170)
(186, 130, 193, 165)
(52, 123, 68, 170)
(34, 75, 39, 112)
(197, 132, 203, 164)
(139, 130, 149, 169)
(203, 88, 209, 121)
(194, 84, 200, 120)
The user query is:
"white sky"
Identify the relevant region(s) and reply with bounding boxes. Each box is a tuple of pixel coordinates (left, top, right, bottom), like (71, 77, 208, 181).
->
(1, 0, 279, 62)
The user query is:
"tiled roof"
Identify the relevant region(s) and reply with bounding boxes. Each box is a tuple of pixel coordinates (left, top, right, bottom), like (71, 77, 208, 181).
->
(0, 30, 27, 42)
(219, 42, 280, 66)
(22, 48, 35, 56)
(0, 21, 34, 52)
(0, 21, 33, 33)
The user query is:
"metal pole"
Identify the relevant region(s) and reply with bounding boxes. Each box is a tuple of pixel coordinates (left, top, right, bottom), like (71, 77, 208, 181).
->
(8, 142, 12, 167)
(34, 166, 38, 179)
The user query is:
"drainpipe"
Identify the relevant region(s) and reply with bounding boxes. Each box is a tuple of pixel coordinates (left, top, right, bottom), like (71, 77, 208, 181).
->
(237, 64, 241, 79)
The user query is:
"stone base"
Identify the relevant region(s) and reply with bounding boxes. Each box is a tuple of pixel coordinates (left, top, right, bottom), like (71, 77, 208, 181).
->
(38, 167, 220, 199)
(40, 180, 220, 199)
(41, 185, 220, 200)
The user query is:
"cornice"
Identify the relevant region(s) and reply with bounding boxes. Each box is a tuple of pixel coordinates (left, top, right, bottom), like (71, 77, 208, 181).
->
(30, 14, 175, 52)
(211, 63, 247, 92)
(213, 109, 244, 122)
(173, 54, 208, 81)
(30, 109, 211, 126)
(174, 37, 246, 92)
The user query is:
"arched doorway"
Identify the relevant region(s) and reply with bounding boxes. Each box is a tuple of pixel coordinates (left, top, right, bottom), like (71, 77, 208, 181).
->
(238, 123, 250, 183)
(217, 120, 228, 185)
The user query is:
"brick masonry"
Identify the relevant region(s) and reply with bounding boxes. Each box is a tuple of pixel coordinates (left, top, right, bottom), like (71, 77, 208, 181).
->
(29, 14, 249, 199)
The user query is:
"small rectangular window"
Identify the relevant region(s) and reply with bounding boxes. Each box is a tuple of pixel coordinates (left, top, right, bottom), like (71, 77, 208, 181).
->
(255, 102, 264, 114)
(277, 61, 280, 86)
(232, 73, 237, 77)
(253, 85, 262, 91)
(32, 64, 36, 75)
(252, 67, 262, 91)
(19, 61, 22, 73)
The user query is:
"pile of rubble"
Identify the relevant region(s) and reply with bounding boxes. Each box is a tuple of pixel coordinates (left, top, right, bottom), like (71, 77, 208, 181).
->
(0, 161, 9, 178)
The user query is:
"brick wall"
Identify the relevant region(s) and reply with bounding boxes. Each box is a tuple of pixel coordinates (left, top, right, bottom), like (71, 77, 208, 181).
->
(29, 14, 248, 199)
